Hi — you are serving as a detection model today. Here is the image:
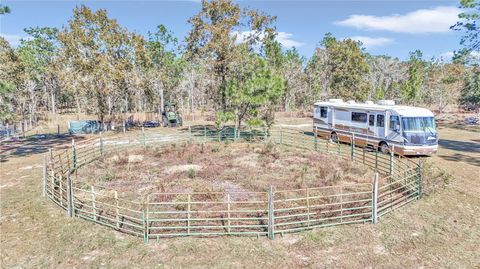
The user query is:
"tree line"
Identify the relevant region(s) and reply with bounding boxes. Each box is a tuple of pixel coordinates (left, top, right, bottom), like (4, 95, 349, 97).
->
(0, 0, 479, 128)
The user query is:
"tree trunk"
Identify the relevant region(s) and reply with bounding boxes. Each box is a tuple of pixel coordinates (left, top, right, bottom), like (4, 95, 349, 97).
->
(51, 91, 56, 114)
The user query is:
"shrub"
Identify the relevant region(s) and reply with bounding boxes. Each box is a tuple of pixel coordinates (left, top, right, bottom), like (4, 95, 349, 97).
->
(187, 168, 197, 179)
(211, 144, 220, 153)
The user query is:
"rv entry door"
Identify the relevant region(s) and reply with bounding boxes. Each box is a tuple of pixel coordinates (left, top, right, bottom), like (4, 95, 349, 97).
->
(375, 114, 386, 139)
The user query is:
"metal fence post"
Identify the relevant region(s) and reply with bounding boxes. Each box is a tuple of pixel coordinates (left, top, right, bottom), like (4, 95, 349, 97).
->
(72, 139, 77, 171)
(314, 128, 318, 151)
(143, 204, 149, 243)
(42, 154, 47, 197)
(66, 171, 74, 218)
(372, 173, 379, 224)
(187, 194, 191, 235)
(226, 193, 231, 234)
(268, 186, 275, 240)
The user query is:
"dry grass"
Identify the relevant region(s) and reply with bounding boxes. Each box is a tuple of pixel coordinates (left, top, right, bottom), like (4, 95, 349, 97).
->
(1, 122, 479, 268)
(76, 142, 374, 202)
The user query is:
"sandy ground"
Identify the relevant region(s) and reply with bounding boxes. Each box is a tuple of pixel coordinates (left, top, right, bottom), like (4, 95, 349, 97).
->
(0, 121, 479, 268)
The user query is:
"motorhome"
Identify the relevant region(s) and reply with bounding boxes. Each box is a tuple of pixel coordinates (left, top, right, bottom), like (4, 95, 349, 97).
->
(313, 99, 438, 156)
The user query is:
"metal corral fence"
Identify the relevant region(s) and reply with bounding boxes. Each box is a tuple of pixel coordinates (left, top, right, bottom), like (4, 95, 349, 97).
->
(43, 126, 422, 242)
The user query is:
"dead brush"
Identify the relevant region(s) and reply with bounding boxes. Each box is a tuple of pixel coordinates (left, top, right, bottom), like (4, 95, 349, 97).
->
(260, 142, 280, 159)
(114, 154, 129, 165)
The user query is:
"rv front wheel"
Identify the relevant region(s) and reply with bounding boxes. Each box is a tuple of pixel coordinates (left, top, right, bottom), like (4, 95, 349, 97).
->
(379, 142, 389, 154)
(330, 132, 339, 143)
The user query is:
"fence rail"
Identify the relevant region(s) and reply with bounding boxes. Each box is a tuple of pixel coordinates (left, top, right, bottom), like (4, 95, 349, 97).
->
(43, 126, 422, 242)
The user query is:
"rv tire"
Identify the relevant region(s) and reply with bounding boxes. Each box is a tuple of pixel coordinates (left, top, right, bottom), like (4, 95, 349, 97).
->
(330, 132, 339, 143)
(379, 142, 389, 154)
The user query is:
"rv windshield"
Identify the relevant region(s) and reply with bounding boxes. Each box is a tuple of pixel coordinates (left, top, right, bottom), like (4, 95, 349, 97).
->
(402, 117, 436, 133)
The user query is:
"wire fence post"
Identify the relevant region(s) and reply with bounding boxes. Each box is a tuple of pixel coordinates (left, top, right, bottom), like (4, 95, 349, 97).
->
(268, 185, 275, 240)
(306, 188, 310, 227)
(372, 173, 379, 224)
(143, 205, 149, 243)
(351, 133, 355, 161)
(187, 194, 191, 235)
(72, 139, 77, 171)
(42, 154, 47, 197)
(314, 127, 318, 151)
(226, 193, 231, 234)
(66, 171, 74, 218)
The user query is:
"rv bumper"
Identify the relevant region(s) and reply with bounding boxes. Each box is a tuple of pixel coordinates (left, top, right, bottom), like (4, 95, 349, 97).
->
(398, 145, 438, 156)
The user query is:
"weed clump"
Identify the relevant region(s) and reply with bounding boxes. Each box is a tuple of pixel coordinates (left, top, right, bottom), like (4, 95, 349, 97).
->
(187, 168, 196, 179)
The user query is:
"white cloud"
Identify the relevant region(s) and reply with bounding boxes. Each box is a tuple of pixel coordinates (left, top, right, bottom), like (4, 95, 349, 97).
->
(349, 36, 393, 48)
(438, 51, 480, 62)
(336, 6, 460, 34)
(0, 34, 24, 47)
(232, 30, 304, 49)
(275, 32, 304, 48)
(439, 51, 454, 60)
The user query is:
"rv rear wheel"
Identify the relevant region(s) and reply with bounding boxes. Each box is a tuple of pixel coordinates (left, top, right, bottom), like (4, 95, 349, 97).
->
(330, 132, 339, 143)
(379, 142, 390, 154)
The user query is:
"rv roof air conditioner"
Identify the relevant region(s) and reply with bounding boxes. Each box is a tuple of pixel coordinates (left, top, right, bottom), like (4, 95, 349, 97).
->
(328, 99, 343, 103)
(377, 100, 395, 106)
(346, 100, 356, 104)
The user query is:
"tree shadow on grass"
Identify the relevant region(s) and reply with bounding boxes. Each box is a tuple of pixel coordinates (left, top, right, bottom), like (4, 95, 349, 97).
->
(0, 133, 86, 163)
(438, 139, 480, 154)
(438, 153, 480, 167)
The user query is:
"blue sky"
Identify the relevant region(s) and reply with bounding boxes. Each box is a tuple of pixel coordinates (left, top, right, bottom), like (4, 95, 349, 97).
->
(0, 0, 463, 60)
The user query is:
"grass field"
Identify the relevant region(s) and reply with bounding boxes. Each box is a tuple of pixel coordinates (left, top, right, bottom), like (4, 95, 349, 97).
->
(1, 119, 479, 268)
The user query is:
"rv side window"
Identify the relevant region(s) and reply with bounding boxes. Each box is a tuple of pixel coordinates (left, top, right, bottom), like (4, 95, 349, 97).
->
(389, 116, 400, 131)
(320, 107, 327, 118)
(369, 115, 375, 126)
(351, 112, 367, 123)
(377, 115, 385, 127)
